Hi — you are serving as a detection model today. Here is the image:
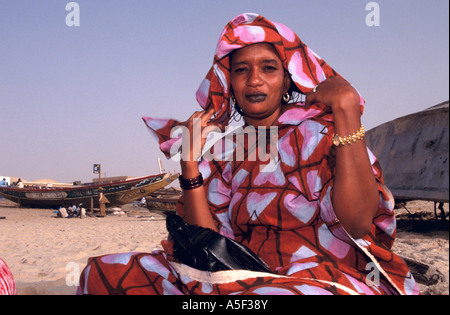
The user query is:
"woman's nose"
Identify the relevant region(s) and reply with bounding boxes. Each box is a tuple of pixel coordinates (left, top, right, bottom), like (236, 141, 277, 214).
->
(247, 69, 263, 87)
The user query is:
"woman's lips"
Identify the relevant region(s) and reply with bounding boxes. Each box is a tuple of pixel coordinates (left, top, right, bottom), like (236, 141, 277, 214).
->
(245, 93, 267, 102)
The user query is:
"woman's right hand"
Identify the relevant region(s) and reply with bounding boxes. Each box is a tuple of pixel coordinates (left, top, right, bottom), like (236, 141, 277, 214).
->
(179, 107, 224, 177)
(180, 107, 224, 162)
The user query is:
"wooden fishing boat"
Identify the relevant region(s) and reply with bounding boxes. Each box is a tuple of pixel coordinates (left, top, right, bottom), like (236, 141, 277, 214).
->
(365, 101, 449, 203)
(0, 173, 179, 209)
(145, 187, 181, 213)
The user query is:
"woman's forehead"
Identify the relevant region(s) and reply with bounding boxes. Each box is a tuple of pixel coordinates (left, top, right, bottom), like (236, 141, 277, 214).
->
(230, 43, 282, 64)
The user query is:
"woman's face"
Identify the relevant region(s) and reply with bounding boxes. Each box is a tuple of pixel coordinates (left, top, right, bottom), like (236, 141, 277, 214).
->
(230, 43, 290, 127)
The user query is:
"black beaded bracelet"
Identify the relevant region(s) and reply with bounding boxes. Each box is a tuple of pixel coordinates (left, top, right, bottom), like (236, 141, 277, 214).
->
(179, 174, 204, 190)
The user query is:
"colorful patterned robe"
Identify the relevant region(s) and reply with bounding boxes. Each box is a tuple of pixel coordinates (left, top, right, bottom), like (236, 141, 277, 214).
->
(78, 103, 418, 295)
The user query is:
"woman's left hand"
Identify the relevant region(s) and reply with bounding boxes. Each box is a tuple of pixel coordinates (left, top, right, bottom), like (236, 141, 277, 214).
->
(304, 76, 361, 115)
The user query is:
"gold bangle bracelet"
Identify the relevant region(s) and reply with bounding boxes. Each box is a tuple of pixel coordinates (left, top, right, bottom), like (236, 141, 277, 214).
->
(332, 125, 365, 147)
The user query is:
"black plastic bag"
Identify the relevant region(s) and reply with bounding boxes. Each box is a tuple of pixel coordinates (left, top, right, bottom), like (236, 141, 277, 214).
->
(166, 213, 272, 273)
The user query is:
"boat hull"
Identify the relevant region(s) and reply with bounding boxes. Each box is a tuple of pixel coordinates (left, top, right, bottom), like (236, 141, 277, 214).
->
(366, 102, 449, 202)
(146, 188, 182, 213)
(0, 173, 179, 209)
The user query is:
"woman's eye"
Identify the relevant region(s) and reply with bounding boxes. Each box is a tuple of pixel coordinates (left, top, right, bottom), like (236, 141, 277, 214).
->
(263, 66, 277, 71)
(234, 67, 247, 73)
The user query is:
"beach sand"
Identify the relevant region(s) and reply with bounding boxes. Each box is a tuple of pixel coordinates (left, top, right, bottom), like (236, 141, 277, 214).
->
(0, 198, 448, 295)
(0, 200, 168, 295)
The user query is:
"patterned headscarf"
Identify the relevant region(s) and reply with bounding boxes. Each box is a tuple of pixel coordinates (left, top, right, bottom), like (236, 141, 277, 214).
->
(195, 12, 345, 125)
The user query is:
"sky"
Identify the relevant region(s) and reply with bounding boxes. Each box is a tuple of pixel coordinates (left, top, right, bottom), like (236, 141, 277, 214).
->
(0, 0, 448, 183)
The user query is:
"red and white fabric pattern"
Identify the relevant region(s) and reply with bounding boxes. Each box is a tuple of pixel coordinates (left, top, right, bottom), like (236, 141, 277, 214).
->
(0, 258, 16, 295)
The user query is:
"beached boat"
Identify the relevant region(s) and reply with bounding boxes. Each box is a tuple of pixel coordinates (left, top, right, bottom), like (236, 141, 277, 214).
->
(145, 187, 181, 213)
(365, 101, 449, 203)
(0, 173, 179, 209)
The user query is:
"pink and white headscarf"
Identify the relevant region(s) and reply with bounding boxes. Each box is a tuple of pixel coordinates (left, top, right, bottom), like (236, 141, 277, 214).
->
(196, 12, 346, 124)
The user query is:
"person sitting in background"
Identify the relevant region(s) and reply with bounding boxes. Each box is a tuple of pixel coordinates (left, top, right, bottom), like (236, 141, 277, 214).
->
(67, 203, 75, 217)
(0, 178, 7, 187)
(78, 203, 86, 218)
(58, 205, 68, 218)
(15, 178, 24, 188)
(73, 204, 80, 217)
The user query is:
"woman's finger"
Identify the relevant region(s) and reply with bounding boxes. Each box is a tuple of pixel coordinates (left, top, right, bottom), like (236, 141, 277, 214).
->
(304, 89, 318, 107)
(184, 111, 201, 123)
(201, 107, 215, 123)
(207, 121, 226, 133)
(192, 111, 203, 119)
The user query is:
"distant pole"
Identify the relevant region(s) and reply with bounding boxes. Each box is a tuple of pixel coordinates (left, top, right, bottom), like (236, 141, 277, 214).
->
(158, 158, 164, 173)
(93, 163, 101, 184)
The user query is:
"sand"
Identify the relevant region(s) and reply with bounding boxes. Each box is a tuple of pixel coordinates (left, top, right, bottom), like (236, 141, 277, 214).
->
(0, 200, 168, 295)
(391, 200, 449, 295)
(0, 198, 448, 295)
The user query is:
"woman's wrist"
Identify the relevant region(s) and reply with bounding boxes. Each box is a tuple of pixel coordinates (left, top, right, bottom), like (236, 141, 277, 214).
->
(331, 89, 362, 136)
(180, 160, 200, 179)
(333, 110, 361, 134)
(330, 88, 360, 114)
(179, 173, 203, 190)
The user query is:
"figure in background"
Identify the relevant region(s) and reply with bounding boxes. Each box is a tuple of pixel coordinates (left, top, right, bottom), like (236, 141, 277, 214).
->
(15, 178, 24, 188)
(98, 187, 109, 217)
(58, 204, 68, 218)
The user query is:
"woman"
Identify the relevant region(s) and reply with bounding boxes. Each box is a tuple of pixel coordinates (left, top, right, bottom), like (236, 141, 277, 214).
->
(79, 13, 418, 295)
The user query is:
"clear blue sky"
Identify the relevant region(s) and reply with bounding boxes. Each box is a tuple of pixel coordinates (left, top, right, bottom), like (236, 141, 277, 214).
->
(1, 0, 448, 183)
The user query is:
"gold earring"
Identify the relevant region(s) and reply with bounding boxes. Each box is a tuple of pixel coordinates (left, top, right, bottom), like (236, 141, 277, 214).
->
(231, 95, 236, 105)
(283, 92, 290, 103)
